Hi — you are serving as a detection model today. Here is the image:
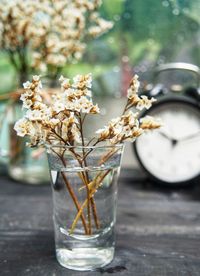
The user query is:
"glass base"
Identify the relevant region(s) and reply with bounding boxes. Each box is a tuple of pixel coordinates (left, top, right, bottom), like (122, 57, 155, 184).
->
(56, 247, 114, 271)
(8, 165, 50, 185)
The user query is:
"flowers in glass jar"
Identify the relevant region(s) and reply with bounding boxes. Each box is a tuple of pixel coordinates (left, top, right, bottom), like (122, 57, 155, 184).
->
(0, 0, 113, 84)
(30, 0, 113, 76)
(14, 73, 161, 235)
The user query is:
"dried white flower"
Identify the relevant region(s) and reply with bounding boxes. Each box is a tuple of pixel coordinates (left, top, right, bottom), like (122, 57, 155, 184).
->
(23, 81, 32, 89)
(53, 102, 65, 113)
(14, 118, 35, 137)
(127, 75, 140, 99)
(14, 74, 161, 147)
(136, 96, 156, 110)
(32, 75, 41, 82)
(125, 75, 156, 112)
(96, 111, 142, 143)
(140, 116, 162, 130)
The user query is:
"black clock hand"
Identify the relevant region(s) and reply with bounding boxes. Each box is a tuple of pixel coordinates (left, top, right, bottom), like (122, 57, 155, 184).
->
(159, 130, 200, 148)
(157, 130, 178, 148)
(179, 130, 200, 143)
(157, 130, 174, 140)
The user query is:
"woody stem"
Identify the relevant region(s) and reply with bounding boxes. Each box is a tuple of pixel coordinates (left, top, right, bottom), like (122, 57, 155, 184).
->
(61, 171, 89, 235)
(69, 169, 111, 234)
(79, 115, 92, 234)
(50, 144, 89, 235)
(70, 143, 122, 233)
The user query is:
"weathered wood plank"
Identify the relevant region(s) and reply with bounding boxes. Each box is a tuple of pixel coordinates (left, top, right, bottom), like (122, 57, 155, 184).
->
(0, 169, 200, 276)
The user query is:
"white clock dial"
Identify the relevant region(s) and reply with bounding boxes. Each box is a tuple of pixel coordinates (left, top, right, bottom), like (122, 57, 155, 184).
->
(135, 101, 200, 183)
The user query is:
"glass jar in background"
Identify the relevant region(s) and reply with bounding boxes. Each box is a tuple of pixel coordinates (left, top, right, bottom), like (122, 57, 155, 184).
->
(8, 135, 49, 184)
(0, 100, 10, 175)
(6, 98, 50, 184)
(7, 79, 62, 184)
(0, 80, 61, 184)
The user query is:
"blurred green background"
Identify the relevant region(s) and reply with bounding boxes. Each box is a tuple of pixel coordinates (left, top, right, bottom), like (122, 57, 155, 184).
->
(0, 0, 199, 96)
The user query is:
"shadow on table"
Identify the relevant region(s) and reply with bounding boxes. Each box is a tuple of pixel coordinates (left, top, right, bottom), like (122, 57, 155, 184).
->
(120, 168, 200, 202)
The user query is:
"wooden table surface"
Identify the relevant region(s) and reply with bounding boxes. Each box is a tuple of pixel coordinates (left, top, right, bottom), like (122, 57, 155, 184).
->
(1, 169, 200, 276)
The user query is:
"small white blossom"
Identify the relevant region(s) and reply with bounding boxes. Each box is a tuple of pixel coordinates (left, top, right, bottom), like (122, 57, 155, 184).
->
(26, 110, 43, 121)
(14, 118, 34, 137)
(136, 96, 156, 110)
(22, 99, 33, 109)
(140, 116, 162, 130)
(23, 81, 32, 89)
(32, 75, 40, 82)
(48, 118, 60, 126)
(127, 75, 140, 99)
(53, 102, 65, 113)
(59, 76, 71, 90)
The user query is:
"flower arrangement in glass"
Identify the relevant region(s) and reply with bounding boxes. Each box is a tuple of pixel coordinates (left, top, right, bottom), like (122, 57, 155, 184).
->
(0, 0, 113, 183)
(14, 73, 160, 270)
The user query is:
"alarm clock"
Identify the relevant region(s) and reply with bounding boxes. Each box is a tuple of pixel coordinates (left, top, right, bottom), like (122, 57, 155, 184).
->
(134, 63, 200, 186)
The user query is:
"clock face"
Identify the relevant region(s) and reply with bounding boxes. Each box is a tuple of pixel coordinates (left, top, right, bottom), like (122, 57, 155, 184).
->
(135, 101, 200, 183)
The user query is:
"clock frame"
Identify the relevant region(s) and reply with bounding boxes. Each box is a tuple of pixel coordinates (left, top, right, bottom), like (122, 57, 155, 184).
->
(133, 95, 200, 187)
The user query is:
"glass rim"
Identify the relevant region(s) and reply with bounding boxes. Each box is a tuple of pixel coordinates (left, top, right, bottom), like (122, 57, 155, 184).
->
(44, 142, 124, 150)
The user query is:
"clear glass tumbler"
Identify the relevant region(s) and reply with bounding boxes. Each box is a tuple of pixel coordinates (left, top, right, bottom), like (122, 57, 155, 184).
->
(46, 143, 124, 271)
